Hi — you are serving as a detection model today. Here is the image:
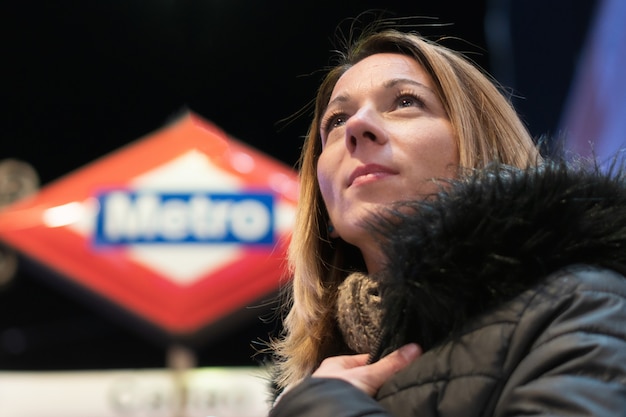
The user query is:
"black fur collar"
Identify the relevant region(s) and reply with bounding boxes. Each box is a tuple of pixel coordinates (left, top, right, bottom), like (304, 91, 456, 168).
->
(370, 161, 626, 359)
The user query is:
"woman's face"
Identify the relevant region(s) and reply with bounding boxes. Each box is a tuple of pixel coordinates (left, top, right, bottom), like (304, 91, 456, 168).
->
(317, 53, 459, 271)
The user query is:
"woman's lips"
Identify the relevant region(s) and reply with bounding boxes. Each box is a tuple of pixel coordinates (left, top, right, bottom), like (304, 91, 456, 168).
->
(348, 164, 397, 187)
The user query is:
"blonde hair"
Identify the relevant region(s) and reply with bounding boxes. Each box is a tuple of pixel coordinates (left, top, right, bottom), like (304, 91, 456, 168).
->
(271, 29, 541, 390)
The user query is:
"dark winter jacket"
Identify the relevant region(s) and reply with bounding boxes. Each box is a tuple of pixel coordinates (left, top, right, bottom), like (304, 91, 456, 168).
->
(270, 162, 626, 416)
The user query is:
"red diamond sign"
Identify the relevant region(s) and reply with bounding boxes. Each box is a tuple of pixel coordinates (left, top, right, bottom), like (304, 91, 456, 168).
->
(0, 112, 298, 341)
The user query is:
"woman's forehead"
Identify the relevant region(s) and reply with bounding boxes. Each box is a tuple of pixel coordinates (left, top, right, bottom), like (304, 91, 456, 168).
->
(328, 53, 431, 102)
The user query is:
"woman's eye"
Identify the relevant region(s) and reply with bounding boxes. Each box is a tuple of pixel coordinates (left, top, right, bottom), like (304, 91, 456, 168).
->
(332, 116, 346, 127)
(400, 98, 414, 107)
(397, 94, 423, 109)
(324, 113, 347, 132)
(397, 94, 424, 108)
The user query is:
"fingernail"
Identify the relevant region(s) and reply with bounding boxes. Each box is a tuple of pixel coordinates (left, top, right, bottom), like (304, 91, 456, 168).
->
(399, 343, 420, 360)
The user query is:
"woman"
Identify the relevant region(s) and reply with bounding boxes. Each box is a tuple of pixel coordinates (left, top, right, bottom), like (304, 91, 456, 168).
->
(268, 28, 626, 416)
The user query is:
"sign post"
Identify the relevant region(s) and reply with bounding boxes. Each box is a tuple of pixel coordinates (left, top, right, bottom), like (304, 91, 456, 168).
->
(0, 111, 298, 344)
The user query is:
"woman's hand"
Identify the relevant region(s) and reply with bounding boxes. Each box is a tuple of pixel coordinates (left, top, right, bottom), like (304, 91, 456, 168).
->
(312, 343, 422, 396)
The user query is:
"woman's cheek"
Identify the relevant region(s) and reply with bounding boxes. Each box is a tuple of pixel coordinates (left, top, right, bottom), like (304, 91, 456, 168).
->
(316, 155, 338, 211)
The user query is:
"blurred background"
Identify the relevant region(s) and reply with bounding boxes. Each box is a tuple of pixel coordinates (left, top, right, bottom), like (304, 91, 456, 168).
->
(2, 0, 623, 414)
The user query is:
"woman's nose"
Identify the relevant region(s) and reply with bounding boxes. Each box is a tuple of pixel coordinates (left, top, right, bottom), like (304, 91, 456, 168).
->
(344, 107, 387, 152)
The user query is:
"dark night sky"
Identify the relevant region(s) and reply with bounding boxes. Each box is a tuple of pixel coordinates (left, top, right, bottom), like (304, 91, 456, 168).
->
(0, 0, 598, 370)
(2, 1, 494, 184)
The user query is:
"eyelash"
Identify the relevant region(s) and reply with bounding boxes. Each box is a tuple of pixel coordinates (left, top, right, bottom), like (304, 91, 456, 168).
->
(395, 91, 425, 109)
(321, 111, 347, 134)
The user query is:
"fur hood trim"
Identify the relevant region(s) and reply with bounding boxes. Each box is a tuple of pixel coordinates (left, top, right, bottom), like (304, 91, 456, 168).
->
(370, 161, 626, 359)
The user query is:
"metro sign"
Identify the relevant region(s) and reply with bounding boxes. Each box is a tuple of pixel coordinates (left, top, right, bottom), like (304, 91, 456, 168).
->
(0, 112, 298, 341)
(95, 191, 275, 245)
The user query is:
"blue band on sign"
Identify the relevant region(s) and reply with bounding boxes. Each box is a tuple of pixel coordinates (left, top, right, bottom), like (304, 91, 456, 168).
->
(94, 191, 275, 245)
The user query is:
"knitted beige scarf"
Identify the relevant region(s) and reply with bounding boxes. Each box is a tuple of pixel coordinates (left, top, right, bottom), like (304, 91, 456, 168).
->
(335, 272, 383, 354)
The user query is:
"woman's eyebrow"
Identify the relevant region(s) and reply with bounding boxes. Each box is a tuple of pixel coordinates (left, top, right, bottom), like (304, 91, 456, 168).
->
(325, 78, 433, 110)
(383, 78, 432, 92)
(325, 94, 350, 110)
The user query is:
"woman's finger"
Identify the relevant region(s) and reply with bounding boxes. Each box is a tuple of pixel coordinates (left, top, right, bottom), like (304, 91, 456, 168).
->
(355, 343, 422, 394)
